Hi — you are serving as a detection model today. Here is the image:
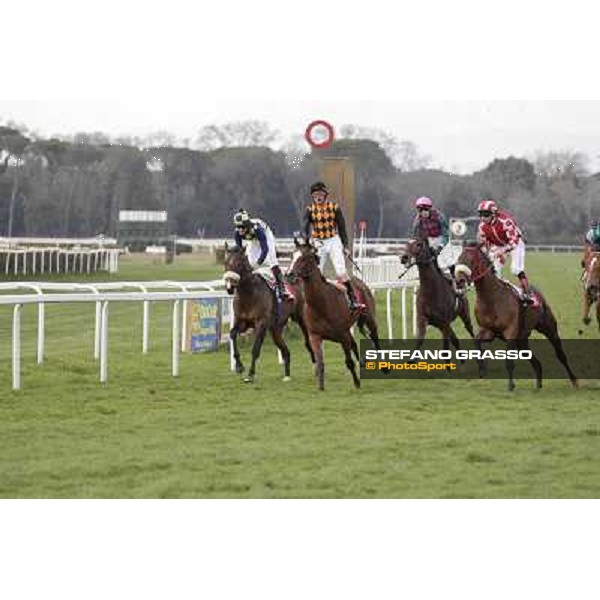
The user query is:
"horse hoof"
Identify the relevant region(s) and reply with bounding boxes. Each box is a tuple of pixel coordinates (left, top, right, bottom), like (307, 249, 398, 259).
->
(235, 364, 245, 374)
(282, 376, 291, 382)
(583, 317, 591, 325)
(243, 376, 254, 384)
(508, 383, 516, 392)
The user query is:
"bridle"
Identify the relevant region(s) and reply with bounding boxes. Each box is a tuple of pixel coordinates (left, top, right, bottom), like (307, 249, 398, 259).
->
(223, 249, 253, 292)
(457, 245, 495, 284)
(400, 239, 433, 268)
(291, 246, 320, 280)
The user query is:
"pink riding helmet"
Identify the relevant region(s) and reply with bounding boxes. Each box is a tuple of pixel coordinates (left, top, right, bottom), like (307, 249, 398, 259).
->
(415, 196, 433, 209)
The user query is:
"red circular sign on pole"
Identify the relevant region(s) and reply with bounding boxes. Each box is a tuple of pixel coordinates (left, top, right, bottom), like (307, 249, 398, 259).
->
(305, 120, 335, 149)
(358, 220, 368, 232)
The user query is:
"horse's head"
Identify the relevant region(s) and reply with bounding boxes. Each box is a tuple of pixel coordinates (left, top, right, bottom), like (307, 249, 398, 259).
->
(454, 242, 492, 286)
(223, 243, 252, 295)
(290, 237, 320, 280)
(399, 237, 433, 267)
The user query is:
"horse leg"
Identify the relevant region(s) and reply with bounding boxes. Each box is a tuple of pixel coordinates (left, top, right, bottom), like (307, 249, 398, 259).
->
(245, 322, 268, 383)
(440, 323, 460, 361)
(297, 316, 316, 365)
(342, 333, 361, 388)
(363, 313, 389, 374)
(351, 337, 361, 364)
(414, 314, 428, 352)
(475, 329, 495, 378)
(458, 296, 476, 338)
(517, 338, 542, 389)
(505, 339, 517, 391)
(536, 312, 579, 388)
(271, 326, 291, 381)
(230, 324, 244, 374)
(582, 290, 592, 325)
(309, 333, 325, 391)
(356, 314, 368, 338)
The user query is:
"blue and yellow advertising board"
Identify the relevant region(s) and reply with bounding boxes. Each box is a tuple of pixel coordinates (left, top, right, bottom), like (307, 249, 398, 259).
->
(186, 298, 222, 353)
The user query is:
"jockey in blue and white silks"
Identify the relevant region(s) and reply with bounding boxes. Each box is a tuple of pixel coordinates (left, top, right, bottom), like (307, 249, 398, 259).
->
(233, 209, 288, 302)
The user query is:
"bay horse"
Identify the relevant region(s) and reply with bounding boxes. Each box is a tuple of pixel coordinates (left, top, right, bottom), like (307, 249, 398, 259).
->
(290, 239, 384, 391)
(581, 250, 600, 332)
(223, 245, 314, 383)
(399, 237, 475, 352)
(454, 243, 578, 390)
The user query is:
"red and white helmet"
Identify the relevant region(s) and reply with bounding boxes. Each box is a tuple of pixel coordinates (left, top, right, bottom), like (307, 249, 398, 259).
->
(478, 199, 498, 213)
(415, 196, 433, 209)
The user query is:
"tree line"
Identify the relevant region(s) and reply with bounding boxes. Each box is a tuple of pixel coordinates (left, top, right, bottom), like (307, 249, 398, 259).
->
(1, 121, 598, 244)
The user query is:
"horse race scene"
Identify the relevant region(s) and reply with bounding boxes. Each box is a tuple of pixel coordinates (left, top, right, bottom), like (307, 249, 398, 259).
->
(1, 100, 600, 499)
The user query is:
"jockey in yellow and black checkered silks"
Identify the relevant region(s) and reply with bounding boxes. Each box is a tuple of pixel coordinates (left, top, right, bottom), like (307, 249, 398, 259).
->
(302, 181, 363, 311)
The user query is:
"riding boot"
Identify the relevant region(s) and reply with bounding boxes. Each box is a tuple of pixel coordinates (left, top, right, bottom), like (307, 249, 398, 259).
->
(344, 281, 361, 311)
(517, 272, 534, 305)
(271, 266, 287, 302)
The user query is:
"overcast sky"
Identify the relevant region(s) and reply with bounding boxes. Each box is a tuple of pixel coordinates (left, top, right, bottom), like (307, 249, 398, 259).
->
(2, 100, 600, 174)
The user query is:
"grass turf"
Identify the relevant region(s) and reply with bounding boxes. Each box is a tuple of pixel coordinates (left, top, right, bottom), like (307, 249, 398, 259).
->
(0, 252, 599, 498)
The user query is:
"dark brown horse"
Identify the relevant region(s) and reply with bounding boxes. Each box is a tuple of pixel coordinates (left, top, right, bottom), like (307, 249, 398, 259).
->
(455, 243, 578, 390)
(223, 245, 314, 383)
(582, 250, 600, 331)
(400, 237, 475, 352)
(290, 240, 384, 391)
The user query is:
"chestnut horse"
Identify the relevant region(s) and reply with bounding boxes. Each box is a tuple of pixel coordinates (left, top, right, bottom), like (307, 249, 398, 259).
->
(400, 237, 475, 351)
(455, 243, 578, 390)
(223, 245, 314, 383)
(582, 250, 600, 331)
(290, 240, 384, 391)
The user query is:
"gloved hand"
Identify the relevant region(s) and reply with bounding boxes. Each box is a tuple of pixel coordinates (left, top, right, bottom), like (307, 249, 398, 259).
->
(344, 247, 352, 258)
(495, 250, 507, 265)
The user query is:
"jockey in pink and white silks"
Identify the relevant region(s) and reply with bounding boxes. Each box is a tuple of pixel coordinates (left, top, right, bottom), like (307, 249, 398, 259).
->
(411, 196, 452, 272)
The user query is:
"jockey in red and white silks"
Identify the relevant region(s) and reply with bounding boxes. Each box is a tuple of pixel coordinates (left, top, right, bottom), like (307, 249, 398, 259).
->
(477, 199, 533, 304)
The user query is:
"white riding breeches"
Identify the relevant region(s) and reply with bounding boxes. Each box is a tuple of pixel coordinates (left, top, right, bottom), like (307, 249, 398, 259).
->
(245, 230, 279, 269)
(315, 235, 347, 279)
(491, 239, 525, 275)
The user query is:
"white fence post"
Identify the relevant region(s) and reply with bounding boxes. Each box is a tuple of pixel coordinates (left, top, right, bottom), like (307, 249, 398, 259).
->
(172, 300, 180, 377)
(100, 301, 109, 384)
(12, 304, 22, 391)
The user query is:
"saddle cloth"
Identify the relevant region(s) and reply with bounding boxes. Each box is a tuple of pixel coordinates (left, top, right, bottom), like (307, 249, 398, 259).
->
(325, 279, 366, 310)
(500, 278, 541, 308)
(254, 268, 295, 299)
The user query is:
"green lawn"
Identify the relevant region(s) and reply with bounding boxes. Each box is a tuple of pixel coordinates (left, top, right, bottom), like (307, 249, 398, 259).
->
(0, 252, 599, 498)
